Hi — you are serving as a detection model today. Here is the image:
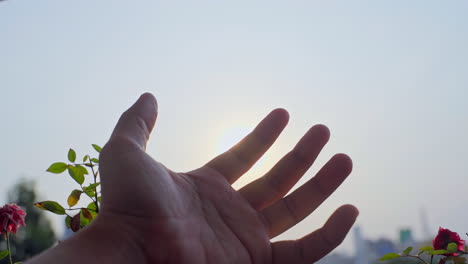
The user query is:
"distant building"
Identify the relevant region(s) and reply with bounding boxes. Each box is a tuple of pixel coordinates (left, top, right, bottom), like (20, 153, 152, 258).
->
(371, 238, 397, 257)
(318, 253, 355, 264)
(399, 228, 414, 248)
(354, 226, 368, 264)
(352, 226, 400, 264)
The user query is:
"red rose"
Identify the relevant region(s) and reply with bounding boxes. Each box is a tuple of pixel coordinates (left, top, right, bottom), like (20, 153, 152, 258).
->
(0, 204, 26, 235)
(433, 227, 465, 256)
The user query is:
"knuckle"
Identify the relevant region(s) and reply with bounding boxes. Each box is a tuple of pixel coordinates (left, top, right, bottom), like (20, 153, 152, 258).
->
(100, 136, 140, 164)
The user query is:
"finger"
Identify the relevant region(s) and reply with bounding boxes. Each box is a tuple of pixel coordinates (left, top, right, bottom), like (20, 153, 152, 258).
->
(109, 93, 158, 150)
(271, 205, 358, 264)
(261, 153, 352, 238)
(204, 108, 289, 184)
(239, 125, 330, 210)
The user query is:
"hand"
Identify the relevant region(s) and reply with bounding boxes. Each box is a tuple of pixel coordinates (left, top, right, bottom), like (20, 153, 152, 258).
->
(29, 93, 358, 264)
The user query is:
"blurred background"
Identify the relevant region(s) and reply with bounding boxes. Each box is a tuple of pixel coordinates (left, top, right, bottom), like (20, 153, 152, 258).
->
(1, 1, 467, 263)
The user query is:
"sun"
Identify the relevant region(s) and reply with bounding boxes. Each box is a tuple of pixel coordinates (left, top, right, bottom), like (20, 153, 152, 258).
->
(217, 125, 269, 188)
(217, 126, 251, 154)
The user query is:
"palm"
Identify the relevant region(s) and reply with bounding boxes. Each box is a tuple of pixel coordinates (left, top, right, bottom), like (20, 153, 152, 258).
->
(99, 93, 358, 264)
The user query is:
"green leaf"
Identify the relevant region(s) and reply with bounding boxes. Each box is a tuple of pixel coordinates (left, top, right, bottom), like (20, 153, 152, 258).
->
(65, 215, 72, 228)
(378, 253, 400, 261)
(448, 242, 458, 253)
(87, 201, 97, 211)
(75, 165, 89, 175)
(68, 148, 76, 163)
(84, 189, 95, 197)
(92, 144, 102, 153)
(403, 246, 413, 255)
(0, 250, 9, 260)
(34, 201, 66, 215)
(91, 158, 99, 163)
(87, 183, 100, 190)
(46, 162, 68, 174)
(418, 246, 434, 255)
(68, 167, 84, 185)
(419, 246, 433, 251)
(67, 189, 83, 207)
(83, 183, 100, 197)
(14, 262, 23, 264)
(428, 249, 450, 255)
(83, 155, 89, 162)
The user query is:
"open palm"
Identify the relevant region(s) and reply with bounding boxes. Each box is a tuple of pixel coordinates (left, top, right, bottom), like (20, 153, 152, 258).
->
(98, 93, 358, 264)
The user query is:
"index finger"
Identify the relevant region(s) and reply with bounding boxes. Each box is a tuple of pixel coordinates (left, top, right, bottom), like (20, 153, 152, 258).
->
(204, 108, 289, 184)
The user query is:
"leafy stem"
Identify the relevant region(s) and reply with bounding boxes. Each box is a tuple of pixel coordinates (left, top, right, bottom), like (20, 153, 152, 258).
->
(89, 160, 100, 213)
(40, 144, 102, 233)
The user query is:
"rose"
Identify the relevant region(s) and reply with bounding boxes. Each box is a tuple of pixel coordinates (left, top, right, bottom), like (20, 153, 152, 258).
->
(0, 203, 26, 235)
(379, 227, 468, 264)
(433, 227, 465, 256)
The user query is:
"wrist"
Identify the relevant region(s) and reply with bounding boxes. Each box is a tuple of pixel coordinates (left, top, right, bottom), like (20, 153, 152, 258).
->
(26, 214, 147, 264)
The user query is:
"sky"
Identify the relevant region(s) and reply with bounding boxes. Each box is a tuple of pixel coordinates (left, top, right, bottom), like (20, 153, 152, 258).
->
(1, 0, 468, 256)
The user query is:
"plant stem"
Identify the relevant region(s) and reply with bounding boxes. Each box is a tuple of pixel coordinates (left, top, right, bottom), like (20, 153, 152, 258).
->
(80, 184, 94, 200)
(406, 255, 428, 264)
(66, 207, 97, 213)
(6, 232, 13, 264)
(89, 161, 100, 213)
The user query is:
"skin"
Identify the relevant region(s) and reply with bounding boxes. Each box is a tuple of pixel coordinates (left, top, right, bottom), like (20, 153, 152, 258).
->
(27, 93, 358, 264)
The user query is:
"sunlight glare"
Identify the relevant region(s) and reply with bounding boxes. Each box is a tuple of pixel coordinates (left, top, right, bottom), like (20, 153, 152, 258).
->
(217, 126, 251, 154)
(217, 126, 270, 189)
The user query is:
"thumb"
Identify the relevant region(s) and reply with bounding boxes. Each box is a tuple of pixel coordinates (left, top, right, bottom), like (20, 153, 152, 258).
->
(109, 93, 158, 150)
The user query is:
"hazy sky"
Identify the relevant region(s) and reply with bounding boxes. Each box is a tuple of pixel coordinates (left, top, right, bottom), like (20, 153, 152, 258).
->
(1, 0, 467, 255)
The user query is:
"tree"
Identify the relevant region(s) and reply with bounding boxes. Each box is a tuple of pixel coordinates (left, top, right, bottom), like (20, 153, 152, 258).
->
(1, 180, 56, 263)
